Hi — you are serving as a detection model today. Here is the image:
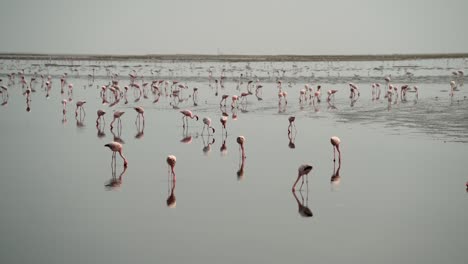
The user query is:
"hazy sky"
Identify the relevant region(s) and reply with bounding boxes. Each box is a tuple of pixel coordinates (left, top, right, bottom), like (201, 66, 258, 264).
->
(0, 0, 467, 55)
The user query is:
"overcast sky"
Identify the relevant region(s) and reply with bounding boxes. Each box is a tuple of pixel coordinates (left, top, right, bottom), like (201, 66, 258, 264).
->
(0, 0, 467, 55)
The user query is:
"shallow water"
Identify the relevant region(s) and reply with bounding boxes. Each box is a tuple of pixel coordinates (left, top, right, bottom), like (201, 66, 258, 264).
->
(0, 58, 467, 264)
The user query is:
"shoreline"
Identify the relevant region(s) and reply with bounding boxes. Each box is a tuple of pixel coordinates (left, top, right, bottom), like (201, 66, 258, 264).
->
(0, 53, 467, 62)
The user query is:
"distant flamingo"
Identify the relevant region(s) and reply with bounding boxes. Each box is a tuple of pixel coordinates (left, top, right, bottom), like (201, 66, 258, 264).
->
(237, 136, 246, 159)
(62, 99, 67, 114)
(167, 155, 177, 179)
(278, 91, 287, 104)
(180, 109, 199, 127)
(110, 110, 125, 129)
(327, 89, 338, 101)
(450, 81, 457, 97)
(75, 101, 86, 116)
(292, 164, 313, 191)
(134, 106, 144, 125)
(220, 115, 228, 134)
(104, 141, 128, 167)
(96, 109, 106, 125)
(330, 136, 341, 162)
(314, 85, 321, 103)
(231, 95, 239, 108)
(288, 116, 296, 132)
(220, 94, 229, 106)
(202, 117, 216, 135)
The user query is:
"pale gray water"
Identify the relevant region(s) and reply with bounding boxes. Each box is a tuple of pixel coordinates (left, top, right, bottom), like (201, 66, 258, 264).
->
(0, 58, 467, 264)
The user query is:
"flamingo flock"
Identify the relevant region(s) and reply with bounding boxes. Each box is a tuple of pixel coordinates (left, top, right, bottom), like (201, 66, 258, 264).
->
(0, 62, 466, 198)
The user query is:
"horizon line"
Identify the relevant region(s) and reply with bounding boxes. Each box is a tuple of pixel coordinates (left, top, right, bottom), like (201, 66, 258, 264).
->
(0, 52, 467, 62)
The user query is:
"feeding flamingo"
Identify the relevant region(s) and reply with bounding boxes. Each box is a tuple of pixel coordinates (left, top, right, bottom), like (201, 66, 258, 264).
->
(202, 117, 216, 135)
(330, 136, 341, 162)
(104, 141, 128, 167)
(180, 109, 199, 127)
(292, 164, 313, 191)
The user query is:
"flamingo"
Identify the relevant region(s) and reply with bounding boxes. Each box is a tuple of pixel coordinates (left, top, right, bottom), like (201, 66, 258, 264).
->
(314, 85, 321, 103)
(330, 136, 341, 162)
(104, 141, 128, 167)
(327, 89, 338, 101)
(231, 95, 239, 108)
(180, 109, 199, 127)
(62, 99, 67, 114)
(292, 164, 313, 191)
(96, 109, 106, 125)
(288, 116, 296, 132)
(220, 94, 229, 106)
(134, 106, 144, 125)
(75, 101, 86, 116)
(167, 155, 177, 179)
(237, 136, 246, 158)
(202, 117, 216, 135)
(450, 81, 457, 97)
(110, 111, 125, 129)
(220, 116, 228, 135)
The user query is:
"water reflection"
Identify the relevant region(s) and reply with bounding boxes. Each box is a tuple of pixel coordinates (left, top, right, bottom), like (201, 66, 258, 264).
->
(105, 159, 128, 191)
(201, 135, 215, 155)
(75, 112, 85, 128)
(291, 189, 313, 218)
(220, 133, 228, 156)
(237, 136, 246, 180)
(166, 155, 177, 208)
(330, 161, 342, 191)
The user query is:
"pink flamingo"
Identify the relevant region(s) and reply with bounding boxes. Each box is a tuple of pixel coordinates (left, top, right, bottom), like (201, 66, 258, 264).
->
(288, 116, 296, 132)
(231, 95, 239, 108)
(62, 99, 67, 114)
(330, 136, 341, 162)
(292, 164, 313, 191)
(278, 91, 288, 104)
(75, 101, 86, 116)
(96, 109, 106, 125)
(134, 106, 144, 125)
(220, 116, 228, 135)
(104, 141, 128, 167)
(180, 109, 199, 127)
(450, 81, 457, 97)
(202, 117, 216, 135)
(327, 89, 338, 101)
(167, 155, 177, 180)
(110, 111, 125, 129)
(237, 136, 246, 159)
(220, 94, 229, 106)
(314, 85, 321, 103)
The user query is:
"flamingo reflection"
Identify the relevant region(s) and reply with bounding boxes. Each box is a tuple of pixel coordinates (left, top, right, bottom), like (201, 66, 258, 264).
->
(166, 155, 177, 208)
(105, 161, 128, 191)
(331, 160, 342, 191)
(202, 135, 215, 155)
(220, 133, 228, 156)
(291, 189, 313, 218)
(75, 111, 85, 128)
(237, 136, 246, 180)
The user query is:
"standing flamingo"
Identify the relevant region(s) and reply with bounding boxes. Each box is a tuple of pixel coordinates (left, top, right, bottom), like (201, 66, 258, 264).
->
(75, 101, 86, 116)
(104, 141, 128, 167)
(450, 81, 457, 97)
(202, 117, 216, 135)
(330, 136, 341, 162)
(62, 99, 67, 114)
(220, 94, 229, 106)
(96, 109, 106, 125)
(110, 111, 125, 129)
(237, 136, 246, 159)
(167, 155, 177, 180)
(288, 116, 296, 132)
(292, 164, 313, 191)
(180, 109, 199, 127)
(231, 95, 239, 108)
(327, 89, 338, 101)
(134, 106, 145, 125)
